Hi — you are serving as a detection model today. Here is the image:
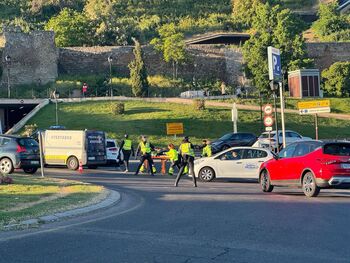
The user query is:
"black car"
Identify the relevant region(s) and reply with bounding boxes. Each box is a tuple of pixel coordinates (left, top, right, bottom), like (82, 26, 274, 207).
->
(211, 132, 257, 154)
(0, 135, 40, 175)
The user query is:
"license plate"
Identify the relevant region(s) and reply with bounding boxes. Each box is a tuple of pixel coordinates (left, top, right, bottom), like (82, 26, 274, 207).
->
(88, 157, 96, 161)
(341, 163, 350, 169)
(31, 161, 39, 165)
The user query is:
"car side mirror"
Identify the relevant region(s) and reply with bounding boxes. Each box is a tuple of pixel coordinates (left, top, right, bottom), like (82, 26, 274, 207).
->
(273, 154, 279, 160)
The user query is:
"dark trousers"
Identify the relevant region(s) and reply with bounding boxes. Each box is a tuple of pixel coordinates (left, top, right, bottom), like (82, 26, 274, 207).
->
(170, 160, 181, 170)
(135, 154, 154, 175)
(175, 155, 196, 186)
(122, 150, 131, 170)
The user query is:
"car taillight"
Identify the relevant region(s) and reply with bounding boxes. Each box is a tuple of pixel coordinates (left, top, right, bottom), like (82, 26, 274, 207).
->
(109, 147, 117, 151)
(321, 159, 341, 165)
(16, 145, 26, 153)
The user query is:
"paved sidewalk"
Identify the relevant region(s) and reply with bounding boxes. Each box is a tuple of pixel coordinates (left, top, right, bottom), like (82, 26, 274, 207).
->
(3, 189, 121, 230)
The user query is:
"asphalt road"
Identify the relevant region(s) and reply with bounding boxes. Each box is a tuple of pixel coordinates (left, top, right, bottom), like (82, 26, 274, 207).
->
(1, 164, 350, 263)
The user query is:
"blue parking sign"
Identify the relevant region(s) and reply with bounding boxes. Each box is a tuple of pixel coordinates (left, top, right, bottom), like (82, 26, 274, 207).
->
(268, 46, 282, 81)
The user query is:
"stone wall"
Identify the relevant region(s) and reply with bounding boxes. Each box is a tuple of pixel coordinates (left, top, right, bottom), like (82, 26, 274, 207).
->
(306, 42, 350, 70)
(58, 45, 242, 84)
(1, 31, 58, 86)
(1, 29, 350, 88)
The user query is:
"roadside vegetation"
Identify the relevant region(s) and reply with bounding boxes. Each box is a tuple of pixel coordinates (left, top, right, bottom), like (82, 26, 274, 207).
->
(0, 175, 105, 229)
(25, 100, 350, 148)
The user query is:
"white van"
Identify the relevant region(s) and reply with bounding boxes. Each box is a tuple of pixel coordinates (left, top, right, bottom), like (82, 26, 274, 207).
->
(42, 130, 107, 170)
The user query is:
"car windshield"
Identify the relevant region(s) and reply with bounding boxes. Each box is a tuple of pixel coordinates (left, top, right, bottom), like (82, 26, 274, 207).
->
(259, 132, 276, 139)
(324, 143, 350, 156)
(219, 134, 232, 141)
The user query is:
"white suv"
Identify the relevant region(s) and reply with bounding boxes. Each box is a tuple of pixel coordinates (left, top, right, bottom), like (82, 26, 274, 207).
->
(106, 139, 123, 165)
(253, 130, 312, 151)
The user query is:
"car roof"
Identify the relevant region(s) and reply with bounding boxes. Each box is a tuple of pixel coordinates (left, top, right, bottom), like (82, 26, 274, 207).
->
(261, 130, 297, 135)
(0, 135, 23, 139)
(212, 146, 272, 158)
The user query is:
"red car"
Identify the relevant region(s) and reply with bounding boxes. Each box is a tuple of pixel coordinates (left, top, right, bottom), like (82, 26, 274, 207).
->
(259, 141, 350, 197)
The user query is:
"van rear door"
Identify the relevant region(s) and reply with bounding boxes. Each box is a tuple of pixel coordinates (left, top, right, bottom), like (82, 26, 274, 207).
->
(85, 131, 106, 164)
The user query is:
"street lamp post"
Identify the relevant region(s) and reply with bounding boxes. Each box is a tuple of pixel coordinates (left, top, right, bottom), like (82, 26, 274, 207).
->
(108, 55, 113, 97)
(5, 55, 11, 98)
(53, 89, 60, 125)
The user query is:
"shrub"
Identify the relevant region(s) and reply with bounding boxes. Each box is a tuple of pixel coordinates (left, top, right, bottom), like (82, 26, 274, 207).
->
(22, 124, 38, 137)
(110, 102, 125, 115)
(322, 62, 350, 97)
(193, 99, 206, 110)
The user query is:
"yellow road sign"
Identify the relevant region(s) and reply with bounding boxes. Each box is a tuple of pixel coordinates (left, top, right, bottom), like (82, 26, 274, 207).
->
(166, 123, 184, 135)
(298, 100, 330, 110)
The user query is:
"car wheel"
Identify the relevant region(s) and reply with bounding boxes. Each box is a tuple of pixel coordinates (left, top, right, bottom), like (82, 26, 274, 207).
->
(0, 158, 14, 175)
(67, 156, 79, 170)
(199, 167, 215, 182)
(260, 170, 274, 192)
(302, 172, 320, 197)
(23, 167, 38, 174)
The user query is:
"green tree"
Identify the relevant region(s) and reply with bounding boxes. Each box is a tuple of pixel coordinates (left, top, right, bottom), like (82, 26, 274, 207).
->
(322, 62, 350, 97)
(151, 23, 187, 78)
(242, 3, 311, 92)
(312, 3, 350, 41)
(129, 39, 149, 97)
(45, 8, 92, 47)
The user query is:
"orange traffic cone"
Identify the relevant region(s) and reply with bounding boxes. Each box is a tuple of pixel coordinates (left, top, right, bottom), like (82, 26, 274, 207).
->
(78, 160, 83, 174)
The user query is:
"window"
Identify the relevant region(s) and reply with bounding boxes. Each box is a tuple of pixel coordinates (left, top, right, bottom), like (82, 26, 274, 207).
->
(0, 138, 12, 146)
(294, 144, 310, 157)
(324, 143, 350, 156)
(279, 143, 297, 158)
(287, 132, 301, 138)
(107, 141, 116, 148)
(220, 149, 243, 160)
(245, 149, 268, 159)
(17, 138, 38, 147)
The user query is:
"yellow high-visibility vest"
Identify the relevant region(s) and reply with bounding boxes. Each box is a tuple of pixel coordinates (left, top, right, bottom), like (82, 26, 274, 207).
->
(180, 142, 195, 157)
(123, 139, 132, 150)
(139, 141, 151, 154)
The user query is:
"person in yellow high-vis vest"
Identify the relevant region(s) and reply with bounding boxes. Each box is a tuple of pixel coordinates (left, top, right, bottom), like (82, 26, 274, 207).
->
(134, 135, 156, 176)
(174, 136, 197, 187)
(119, 134, 134, 172)
(201, 139, 212, 157)
(166, 143, 180, 175)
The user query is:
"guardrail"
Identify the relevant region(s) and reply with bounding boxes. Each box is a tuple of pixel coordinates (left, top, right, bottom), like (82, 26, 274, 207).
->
(6, 99, 50, 135)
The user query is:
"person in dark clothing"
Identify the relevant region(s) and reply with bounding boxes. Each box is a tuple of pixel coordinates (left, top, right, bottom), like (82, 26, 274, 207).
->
(134, 135, 156, 176)
(174, 136, 197, 187)
(119, 134, 134, 172)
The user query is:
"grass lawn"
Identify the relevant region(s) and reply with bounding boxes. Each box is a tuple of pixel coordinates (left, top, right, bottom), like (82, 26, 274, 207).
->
(25, 100, 350, 147)
(0, 175, 104, 228)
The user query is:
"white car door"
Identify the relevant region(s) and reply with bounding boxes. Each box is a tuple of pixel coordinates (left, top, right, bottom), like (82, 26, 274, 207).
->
(241, 149, 270, 179)
(216, 149, 245, 178)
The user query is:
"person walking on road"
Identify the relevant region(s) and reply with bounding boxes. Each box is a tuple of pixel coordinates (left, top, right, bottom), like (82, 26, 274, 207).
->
(119, 134, 134, 172)
(166, 143, 180, 175)
(201, 139, 212, 157)
(174, 136, 197, 187)
(134, 135, 156, 176)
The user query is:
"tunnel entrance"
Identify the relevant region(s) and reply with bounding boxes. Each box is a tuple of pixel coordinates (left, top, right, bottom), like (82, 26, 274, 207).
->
(0, 100, 39, 133)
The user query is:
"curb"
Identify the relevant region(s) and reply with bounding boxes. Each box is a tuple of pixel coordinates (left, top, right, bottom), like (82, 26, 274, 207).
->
(4, 190, 121, 230)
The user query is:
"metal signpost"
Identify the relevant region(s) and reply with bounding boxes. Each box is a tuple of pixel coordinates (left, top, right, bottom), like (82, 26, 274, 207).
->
(268, 46, 286, 149)
(232, 103, 238, 133)
(298, 100, 331, 140)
